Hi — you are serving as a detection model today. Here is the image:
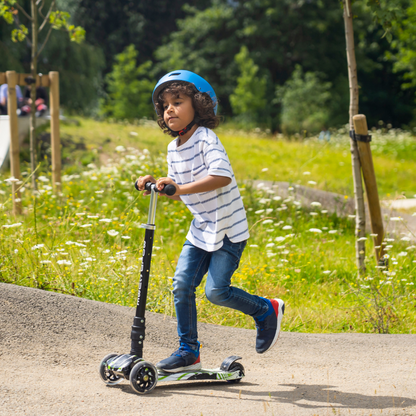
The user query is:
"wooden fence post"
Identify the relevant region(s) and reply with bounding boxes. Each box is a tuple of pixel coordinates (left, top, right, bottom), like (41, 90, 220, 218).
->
(353, 115, 386, 265)
(6, 71, 22, 216)
(49, 71, 61, 191)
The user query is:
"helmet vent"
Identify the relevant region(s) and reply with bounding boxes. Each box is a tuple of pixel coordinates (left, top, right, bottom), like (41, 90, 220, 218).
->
(169, 73, 181, 77)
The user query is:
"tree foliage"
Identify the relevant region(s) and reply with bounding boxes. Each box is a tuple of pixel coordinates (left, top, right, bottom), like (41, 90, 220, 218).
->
(101, 45, 155, 121)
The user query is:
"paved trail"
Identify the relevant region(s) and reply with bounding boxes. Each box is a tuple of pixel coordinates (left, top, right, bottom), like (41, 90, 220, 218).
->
(1, 283, 415, 416)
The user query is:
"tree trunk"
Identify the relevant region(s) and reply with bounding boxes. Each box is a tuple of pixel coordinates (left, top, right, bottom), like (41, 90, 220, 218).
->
(343, 0, 366, 274)
(30, 0, 38, 191)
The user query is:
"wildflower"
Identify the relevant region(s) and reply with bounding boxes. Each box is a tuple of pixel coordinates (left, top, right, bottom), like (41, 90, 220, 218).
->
(255, 209, 265, 214)
(370, 233, 378, 237)
(257, 183, 265, 188)
(107, 230, 119, 237)
(408, 282, 414, 285)
(103, 249, 111, 254)
(249, 245, 259, 248)
(115, 145, 126, 152)
(282, 225, 292, 230)
(360, 285, 370, 289)
(266, 243, 275, 248)
(328, 230, 337, 234)
(75, 242, 87, 247)
(390, 217, 402, 221)
(121, 236, 131, 239)
(288, 186, 294, 191)
(262, 220, 273, 225)
(99, 219, 112, 223)
(76, 213, 86, 217)
(266, 252, 277, 258)
(261, 168, 269, 172)
(303, 171, 311, 175)
(357, 237, 367, 242)
(311, 201, 321, 207)
(398, 252, 408, 257)
(309, 228, 322, 233)
(273, 196, 282, 201)
(80, 224, 93, 228)
(321, 210, 328, 214)
(57, 260, 72, 265)
(310, 212, 318, 216)
(87, 215, 99, 219)
(275, 236, 286, 242)
(5, 177, 19, 183)
(31, 244, 45, 250)
(40, 260, 51, 264)
(308, 181, 317, 185)
(266, 208, 273, 214)
(2, 223, 22, 228)
(401, 237, 411, 241)
(322, 270, 332, 275)
(348, 215, 356, 218)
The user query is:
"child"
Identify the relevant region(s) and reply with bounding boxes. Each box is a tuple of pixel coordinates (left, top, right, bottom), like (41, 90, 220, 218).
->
(136, 70, 284, 373)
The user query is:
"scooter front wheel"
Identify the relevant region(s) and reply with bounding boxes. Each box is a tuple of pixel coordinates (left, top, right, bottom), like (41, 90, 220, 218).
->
(129, 361, 158, 394)
(99, 353, 124, 386)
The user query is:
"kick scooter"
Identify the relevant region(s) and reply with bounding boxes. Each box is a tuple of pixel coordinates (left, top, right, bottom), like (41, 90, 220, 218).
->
(99, 182, 245, 394)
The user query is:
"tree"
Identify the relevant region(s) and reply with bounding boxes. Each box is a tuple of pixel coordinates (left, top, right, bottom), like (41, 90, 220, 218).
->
(101, 44, 155, 121)
(0, 0, 85, 189)
(229, 45, 267, 127)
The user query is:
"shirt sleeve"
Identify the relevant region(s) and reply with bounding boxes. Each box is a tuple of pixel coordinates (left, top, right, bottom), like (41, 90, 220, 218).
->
(203, 136, 233, 179)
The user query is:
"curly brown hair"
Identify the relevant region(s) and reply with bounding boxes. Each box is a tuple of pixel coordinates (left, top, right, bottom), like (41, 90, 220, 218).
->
(155, 81, 220, 137)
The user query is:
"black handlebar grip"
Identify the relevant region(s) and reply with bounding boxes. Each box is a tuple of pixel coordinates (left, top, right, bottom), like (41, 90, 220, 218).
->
(138, 181, 176, 196)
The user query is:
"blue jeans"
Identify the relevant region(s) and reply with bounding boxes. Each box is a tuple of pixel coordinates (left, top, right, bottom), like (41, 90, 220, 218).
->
(173, 235, 269, 350)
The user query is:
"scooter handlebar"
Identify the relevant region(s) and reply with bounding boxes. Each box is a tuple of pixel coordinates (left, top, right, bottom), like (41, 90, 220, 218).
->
(134, 180, 176, 196)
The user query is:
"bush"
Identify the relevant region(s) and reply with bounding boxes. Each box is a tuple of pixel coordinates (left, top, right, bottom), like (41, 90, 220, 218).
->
(101, 45, 155, 120)
(277, 65, 332, 135)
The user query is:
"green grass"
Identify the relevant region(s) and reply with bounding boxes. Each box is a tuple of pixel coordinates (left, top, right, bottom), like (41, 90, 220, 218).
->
(0, 118, 415, 334)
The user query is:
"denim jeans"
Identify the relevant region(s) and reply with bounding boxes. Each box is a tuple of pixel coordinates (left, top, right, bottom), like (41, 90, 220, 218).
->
(173, 235, 269, 350)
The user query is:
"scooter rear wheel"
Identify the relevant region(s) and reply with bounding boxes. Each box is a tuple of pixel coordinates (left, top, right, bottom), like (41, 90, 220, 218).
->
(129, 361, 158, 394)
(99, 353, 123, 386)
(226, 361, 245, 384)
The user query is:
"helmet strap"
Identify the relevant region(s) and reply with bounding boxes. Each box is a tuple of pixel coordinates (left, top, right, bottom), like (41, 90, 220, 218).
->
(171, 119, 197, 137)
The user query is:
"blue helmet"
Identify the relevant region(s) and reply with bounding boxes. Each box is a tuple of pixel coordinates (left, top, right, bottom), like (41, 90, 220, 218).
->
(152, 70, 217, 115)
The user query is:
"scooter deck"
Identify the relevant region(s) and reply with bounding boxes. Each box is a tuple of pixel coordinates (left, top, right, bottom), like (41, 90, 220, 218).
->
(157, 368, 243, 382)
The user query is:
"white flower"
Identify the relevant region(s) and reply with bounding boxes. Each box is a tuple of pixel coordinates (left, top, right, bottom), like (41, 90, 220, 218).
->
(390, 217, 403, 221)
(121, 236, 131, 239)
(311, 201, 321, 207)
(370, 233, 378, 237)
(266, 252, 277, 257)
(99, 219, 112, 223)
(310, 212, 318, 216)
(266, 243, 275, 248)
(303, 171, 311, 175)
(357, 237, 367, 242)
(282, 225, 292, 230)
(308, 181, 317, 185)
(321, 210, 328, 214)
(262, 219, 273, 225)
(255, 209, 265, 214)
(87, 215, 99, 219)
(275, 236, 286, 242)
(266, 208, 273, 214)
(38, 176, 49, 182)
(5, 177, 19, 183)
(107, 230, 119, 237)
(31, 244, 45, 250)
(328, 230, 337, 234)
(40, 260, 51, 264)
(115, 145, 126, 152)
(75, 242, 87, 247)
(103, 249, 111, 254)
(273, 196, 282, 201)
(57, 260, 72, 265)
(80, 224, 92, 228)
(348, 215, 356, 218)
(76, 213, 86, 217)
(256, 183, 265, 188)
(261, 168, 269, 172)
(288, 186, 294, 191)
(2, 222, 22, 228)
(407, 282, 415, 285)
(322, 270, 332, 275)
(401, 237, 411, 241)
(309, 228, 322, 233)
(249, 245, 259, 248)
(398, 252, 408, 257)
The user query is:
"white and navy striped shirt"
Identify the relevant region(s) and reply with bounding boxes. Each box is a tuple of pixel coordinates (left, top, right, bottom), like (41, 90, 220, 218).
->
(167, 127, 249, 252)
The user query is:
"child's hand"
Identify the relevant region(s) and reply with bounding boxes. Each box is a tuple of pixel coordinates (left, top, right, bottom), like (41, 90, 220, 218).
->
(156, 177, 179, 195)
(136, 175, 156, 195)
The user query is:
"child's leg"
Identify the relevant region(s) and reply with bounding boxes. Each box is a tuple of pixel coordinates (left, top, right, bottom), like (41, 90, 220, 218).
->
(172, 240, 210, 350)
(205, 235, 284, 354)
(205, 235, 268, 317)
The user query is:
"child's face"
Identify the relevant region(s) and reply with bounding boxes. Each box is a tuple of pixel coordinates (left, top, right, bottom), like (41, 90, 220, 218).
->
(162, 92, 195, 132)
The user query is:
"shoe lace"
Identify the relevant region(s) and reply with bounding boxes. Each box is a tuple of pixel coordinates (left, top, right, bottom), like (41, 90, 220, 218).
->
(255, 318, 268, 331)
(172, 344, 196, 358)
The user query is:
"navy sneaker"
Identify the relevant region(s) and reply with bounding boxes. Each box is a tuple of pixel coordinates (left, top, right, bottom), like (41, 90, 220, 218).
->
(254, 298, 285, 354)
(156, 342, 201, 373)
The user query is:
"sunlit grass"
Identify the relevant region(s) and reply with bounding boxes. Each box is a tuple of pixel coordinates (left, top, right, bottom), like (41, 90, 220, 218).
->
(1, 120, 415, 334)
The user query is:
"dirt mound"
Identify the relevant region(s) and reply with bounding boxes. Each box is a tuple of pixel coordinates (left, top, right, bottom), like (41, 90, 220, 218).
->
(1, 282, 416, 415)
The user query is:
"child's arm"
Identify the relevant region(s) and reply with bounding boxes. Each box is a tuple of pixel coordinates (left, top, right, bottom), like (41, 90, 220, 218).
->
(156, 175, 231, 196)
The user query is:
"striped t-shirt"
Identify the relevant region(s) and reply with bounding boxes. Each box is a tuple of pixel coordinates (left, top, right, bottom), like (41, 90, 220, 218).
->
(167, 126, 249, 252)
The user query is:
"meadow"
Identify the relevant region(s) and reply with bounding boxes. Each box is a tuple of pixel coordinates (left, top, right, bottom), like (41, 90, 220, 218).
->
(0, 118, 415, 334)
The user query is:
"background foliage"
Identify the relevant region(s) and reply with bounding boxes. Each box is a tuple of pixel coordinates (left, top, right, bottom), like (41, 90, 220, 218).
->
(2, 0, 416, 129)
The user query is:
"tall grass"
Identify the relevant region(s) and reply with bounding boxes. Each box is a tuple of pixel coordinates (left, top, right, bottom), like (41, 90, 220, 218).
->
(0, 121, 415, 333)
